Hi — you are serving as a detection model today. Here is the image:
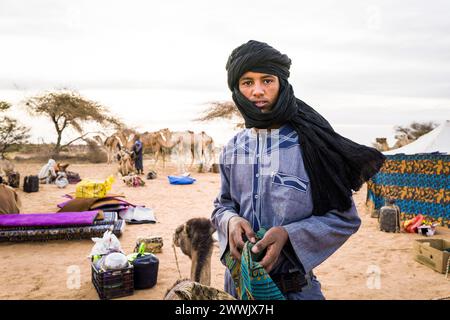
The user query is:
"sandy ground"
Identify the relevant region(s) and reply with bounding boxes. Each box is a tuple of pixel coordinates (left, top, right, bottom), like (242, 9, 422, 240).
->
(0, 161, 449, 300)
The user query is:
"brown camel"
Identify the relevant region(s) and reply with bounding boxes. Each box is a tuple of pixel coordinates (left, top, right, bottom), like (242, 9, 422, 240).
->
(117, 148, 135, 176)
(141, 129, 184, 170)
(0, 158, 15, 179)
(392, 133, 412, 149)
(141, 129, 179, 167)
(164, 279, 235, 300)
(104, 129, 139, 163)
(173, 217, 216, 286)
(200, 131, 216, 173)
(374, 137, 390, 152)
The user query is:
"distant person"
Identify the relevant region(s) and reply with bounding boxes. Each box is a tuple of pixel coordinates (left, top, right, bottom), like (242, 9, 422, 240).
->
(38, 159, 57, 184)
(211, 40, 386, 300)
(132, 135, 144, 175)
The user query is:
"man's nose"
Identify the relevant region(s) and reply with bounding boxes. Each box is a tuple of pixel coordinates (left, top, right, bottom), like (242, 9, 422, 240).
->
(252, 82, 264, 97)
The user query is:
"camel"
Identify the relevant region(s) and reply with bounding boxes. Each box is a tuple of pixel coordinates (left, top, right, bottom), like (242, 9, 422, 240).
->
(162, 130, 216, 173)
(200, 131, 216, 173)
(374, 137, 390, 152)
(392, 133, 411, 150)
(0, 158, 14, 179)
(104, 129, 139, 164)
(173, 217, 216, 286)
(117, 148, 135, 176)
(140, 128, 181, 168)
(164, 279, 235, 300)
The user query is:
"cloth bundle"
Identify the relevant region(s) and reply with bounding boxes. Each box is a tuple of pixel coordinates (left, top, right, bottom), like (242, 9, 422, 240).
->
(57, 194, 137, 216)
(168, 175, 196, 185)
(134, 236, 163, 254)
(224, 228, 286, 300)
(123, 175, 145, 187)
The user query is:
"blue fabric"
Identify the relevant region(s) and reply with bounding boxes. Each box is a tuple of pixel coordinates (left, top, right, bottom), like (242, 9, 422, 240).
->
(168, 175, 196, 185)
(211, 124, 361, 300)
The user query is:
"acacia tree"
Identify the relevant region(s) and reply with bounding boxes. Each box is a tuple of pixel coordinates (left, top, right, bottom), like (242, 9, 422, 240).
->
(195, 101, 245, 128)
(24, 90, 122, 155)
(0, 101, 30, 157)
(395, 121, 438, 140)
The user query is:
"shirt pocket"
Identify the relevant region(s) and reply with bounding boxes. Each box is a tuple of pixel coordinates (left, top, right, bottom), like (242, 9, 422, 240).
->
(269, 171, 312, 222)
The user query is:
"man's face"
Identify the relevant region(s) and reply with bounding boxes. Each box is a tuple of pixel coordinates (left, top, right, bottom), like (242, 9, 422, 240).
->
(238, 71, 280, 113)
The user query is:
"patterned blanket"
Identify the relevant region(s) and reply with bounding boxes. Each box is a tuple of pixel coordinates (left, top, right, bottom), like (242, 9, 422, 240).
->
(224, 228, 285, 300)
(366, 153, 450, 225)
(0, 219, 124, 242)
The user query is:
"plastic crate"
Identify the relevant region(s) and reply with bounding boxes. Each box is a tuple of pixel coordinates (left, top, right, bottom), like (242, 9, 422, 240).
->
(91, 261, 134, 300)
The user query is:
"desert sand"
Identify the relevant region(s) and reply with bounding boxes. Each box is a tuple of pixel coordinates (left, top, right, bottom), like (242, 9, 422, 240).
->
(0, 161, 449, 300)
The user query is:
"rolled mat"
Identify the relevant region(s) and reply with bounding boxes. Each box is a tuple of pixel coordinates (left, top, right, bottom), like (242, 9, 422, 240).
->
(0, 210, 100, 228)
(0, 220, 125, 242)
(0, 212, 117, 231)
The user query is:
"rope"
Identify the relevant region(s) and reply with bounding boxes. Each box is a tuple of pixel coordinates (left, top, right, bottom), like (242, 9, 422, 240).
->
(172, 242, 183, 279)
(446, 256, 450, 280)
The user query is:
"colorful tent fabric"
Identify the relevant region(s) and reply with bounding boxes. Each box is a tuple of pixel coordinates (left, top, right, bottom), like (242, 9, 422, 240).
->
(367, 153, 450, 225)
(224, 229, 286, 300)
(0, 210, 99, 228)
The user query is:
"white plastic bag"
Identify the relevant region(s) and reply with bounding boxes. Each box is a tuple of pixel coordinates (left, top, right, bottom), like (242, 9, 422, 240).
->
(55, 172, 69, 188)
(89, 230, 123, 258)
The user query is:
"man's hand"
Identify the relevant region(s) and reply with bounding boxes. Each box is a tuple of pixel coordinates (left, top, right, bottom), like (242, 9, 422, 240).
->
(228, 216, 256, 260)
(251, 226, 289, 273)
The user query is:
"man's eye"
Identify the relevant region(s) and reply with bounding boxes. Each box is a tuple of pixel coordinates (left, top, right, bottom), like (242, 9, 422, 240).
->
(242, 81, 252, 86)
(264, 79, 273, 84)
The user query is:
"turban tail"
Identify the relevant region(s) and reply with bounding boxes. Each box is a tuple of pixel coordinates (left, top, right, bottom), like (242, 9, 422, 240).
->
(226, 40, 386, 215)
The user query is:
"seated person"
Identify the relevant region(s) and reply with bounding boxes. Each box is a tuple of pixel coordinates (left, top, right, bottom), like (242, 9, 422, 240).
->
(38, 159, 57, 184)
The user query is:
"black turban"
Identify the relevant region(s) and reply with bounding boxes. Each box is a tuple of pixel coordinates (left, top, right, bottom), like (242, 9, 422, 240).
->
(225, 40, 386, 216)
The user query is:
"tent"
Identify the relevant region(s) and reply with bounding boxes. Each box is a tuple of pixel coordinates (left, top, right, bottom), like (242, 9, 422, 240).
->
(367, 120, 450, 226)
(383, 120, 450, 155)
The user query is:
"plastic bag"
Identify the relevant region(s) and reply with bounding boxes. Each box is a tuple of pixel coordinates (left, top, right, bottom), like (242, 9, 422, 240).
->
(89, 230, 123, 260)
(102, 252, 129, 270)
(55, 172, 69, 189)
(76, 175, 115, 198)
(168, 175, 196, 185)
(127, 242, 152, 263)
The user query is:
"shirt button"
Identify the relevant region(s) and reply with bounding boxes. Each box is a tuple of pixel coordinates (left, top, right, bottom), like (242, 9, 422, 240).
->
(255, 173, 259, 178)
(254, 195, 259, 199)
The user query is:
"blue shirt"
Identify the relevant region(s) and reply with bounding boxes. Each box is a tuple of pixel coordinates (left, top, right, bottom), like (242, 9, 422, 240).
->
(211, 123, 361, 277)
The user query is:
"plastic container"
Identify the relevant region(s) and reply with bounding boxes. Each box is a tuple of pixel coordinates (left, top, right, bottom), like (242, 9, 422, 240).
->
(132, 253, 159, 289)
(91, 261, 134, 300)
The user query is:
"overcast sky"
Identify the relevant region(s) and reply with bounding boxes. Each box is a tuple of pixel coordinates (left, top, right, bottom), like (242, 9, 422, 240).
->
(1, 0, 449, 146)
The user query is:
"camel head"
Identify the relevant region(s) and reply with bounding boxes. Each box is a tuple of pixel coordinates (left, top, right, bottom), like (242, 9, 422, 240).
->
(173, 218, 216, 285)
(394, 133, 410, 141)
(375, 137, 387, 144)
(56, 163, 69, 172)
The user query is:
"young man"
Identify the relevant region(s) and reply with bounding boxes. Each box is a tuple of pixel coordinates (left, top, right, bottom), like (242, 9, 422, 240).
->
(132, 135, 144, 175)
(211, 40, 385, 300)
